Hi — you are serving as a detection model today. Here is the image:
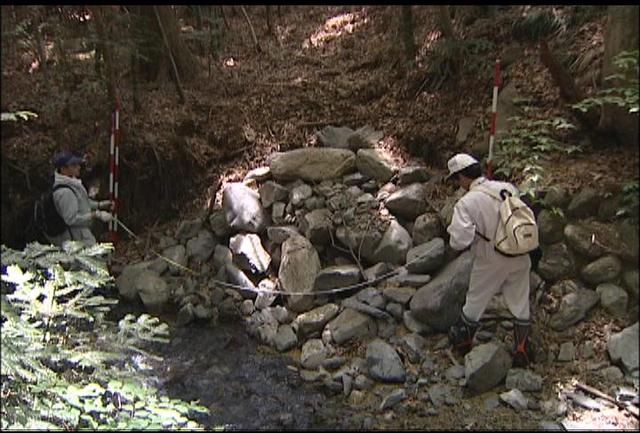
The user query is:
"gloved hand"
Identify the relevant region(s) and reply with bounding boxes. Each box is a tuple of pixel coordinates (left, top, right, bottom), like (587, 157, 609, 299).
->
(98, 200, 115, 211)
(94, 210, 114, 223)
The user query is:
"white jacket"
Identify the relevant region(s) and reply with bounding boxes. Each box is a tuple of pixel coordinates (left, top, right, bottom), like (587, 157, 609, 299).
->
(45, 172, 99, 247)
(447, 176, 520, 261)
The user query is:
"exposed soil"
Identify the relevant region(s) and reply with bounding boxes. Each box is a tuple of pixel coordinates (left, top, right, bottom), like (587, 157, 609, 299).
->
(2, 5, 638, 430)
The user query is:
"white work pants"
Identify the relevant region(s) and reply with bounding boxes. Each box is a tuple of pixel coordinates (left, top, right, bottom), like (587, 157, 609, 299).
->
(462, 254, 531, 323)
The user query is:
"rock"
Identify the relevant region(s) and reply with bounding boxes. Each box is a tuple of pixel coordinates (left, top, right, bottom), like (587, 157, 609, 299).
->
(557, 342, 576, 362)
(136, 270, 170, 313)
(607, 322, 639, 375)
(356, 287, 386, 309)
(566, 188, 601, 218)
(290, 183, 313, 207)
(279, 235, 322, 312)
(225, 263, 257, 298)
(373, 220, 413, 265)
(293, 303, 340, 338)
(162, 244, 187, 275)
(623, 270, 639, 299)
(596, 283, 629, 317)
(270, 148, 356, 182)
(500, 389, 529, 411)
(549, 288, 600, 331)
(335, 225, 383, 264)
(300, 339, 329, 369)
(343, 172, 369, 186)
(212, 244, 233, 271)
(259, 181, 289, 208)
(356, 148, 397, 183)
(254, 280, 278, 309)
(405, 238, 446, 274)
(229, 233, 271, 275)
(428, 383, 454, 407)
(456, 117, 475, 143)
(366, 339, 406, 383)
(600, 366, 624, 381)
(564, 224, 605, 259)
(193, 304, 212, 320)
(385, 302, 404, 322)
(537, 243, 575, 282)
(299, 208, 334, 246)
(537, 209, 566, 245)
(580, 255, 622, 286)
(209, 208, 232, 238)
(185, 230, 217, 263)
(403, 310, 433, 335)
(266, 226, 299, 245)
(465, 342, 512, 394)
(218, 297, 240, 322)
(314, 265, 361, 292)
(398, 166, 430, 185)
(241, 299, 255, 316)
(243, 166, 271, 183)
(116, 262, 151, 301)
(380, 388, 407, 411)
(328, 308, 377, 345)
(342, 297, 391, 321)
(274, 325, 298, 352)
(175, 218, 203, 242)
(390, 272, 432, 288)
(446, 365, 465, 381)
(382, 286, 416, 306)
(384, 183, 427, 221)
(412, 213, 442, 245)
(409, 251, 474, 332)
(223, 182, 268, 233)
(364, 262, 394, 282)
(543, 186, 571, 209)
(505, 369, 543, 392)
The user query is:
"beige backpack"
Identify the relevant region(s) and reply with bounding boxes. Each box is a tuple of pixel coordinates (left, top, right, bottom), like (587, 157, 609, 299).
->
(473, 185, 539, 256)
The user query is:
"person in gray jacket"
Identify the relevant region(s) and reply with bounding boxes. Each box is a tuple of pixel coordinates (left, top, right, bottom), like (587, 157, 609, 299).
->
(445, 153, 534, 367)
(46, 151, 114, 247)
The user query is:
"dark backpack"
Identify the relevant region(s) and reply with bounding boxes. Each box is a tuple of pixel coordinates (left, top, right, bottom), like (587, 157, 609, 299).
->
(34, 184, 75, 238)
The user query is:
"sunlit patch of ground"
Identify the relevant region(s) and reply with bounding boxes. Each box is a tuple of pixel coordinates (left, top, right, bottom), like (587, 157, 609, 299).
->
(302, 9, 368, 49)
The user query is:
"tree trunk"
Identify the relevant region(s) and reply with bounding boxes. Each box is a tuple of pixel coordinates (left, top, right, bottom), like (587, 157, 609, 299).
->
(90, 6, 119, 107)
(599, 5, 639, 147)
(435, 5, 462, 84)
(400, 6, 417, 67)
(539, 39, 584, 104)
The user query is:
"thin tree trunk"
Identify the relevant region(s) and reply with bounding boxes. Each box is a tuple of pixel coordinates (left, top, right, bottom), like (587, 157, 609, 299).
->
(401, 5, 417, 67)
(153, 5, 186, 104)
(240, 6, 262, 54)
(91, 6, 119, 107)
(539, 39, 584, 104)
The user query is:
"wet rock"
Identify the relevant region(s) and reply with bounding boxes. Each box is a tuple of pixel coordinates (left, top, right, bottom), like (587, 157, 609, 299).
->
(580, 255, 622, 286)
(328, 308, 377, 345)
(380, 388, 406, 411)
(356, 148, 396, 183)
(279, 235, 322, 313)
(500, 388, 529, 411)
(229, 233, 271, 275)
(412, 213, 442, 245)
(314, 265, 361, 291)
(549, 288, 599, 331)
(409, 251, 473, 332)
(505, 369, 543, 392)
(406, 238, 445, 274)
(274, 324, 298, 352)
(270, 148, 356, 182)
(465, 342, 512, 394)
(596, 283, 628, 317)
(373, 220, 413, 265)
(384, 183, 427, 221)
(292, 303, 340, 338)
(223, 182, 268, 233)
(607, 322, 639, 375)
(366, 339, 406, 383)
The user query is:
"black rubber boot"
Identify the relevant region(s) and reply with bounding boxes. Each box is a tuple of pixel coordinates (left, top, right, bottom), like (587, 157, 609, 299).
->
(448, 313, 479, 355)
(512, 320, 535, 367)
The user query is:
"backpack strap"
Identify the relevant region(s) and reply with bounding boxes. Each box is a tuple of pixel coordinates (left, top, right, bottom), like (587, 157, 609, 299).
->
(469, 184, 502, 243)
(52, 184, 76, 238)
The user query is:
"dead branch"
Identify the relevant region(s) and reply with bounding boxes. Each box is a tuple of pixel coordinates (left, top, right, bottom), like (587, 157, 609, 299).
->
(576, 382, 639, 418)
(240, 6, 262, 54)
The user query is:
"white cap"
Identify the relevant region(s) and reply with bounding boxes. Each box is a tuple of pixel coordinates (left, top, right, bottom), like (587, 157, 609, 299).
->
(446, 153, 479, 179)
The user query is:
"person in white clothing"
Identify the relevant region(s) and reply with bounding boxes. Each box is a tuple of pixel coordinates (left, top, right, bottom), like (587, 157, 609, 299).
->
(445, 153, 534, 367)
(46, 151, 115, 247)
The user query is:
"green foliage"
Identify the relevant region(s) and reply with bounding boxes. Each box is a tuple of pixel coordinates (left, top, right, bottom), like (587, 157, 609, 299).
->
(494, 114, 581, 200)
(572, 50, 639, 115)
(1, 111, 38, 122)
(616, 180, 640, 220)
(1, 242, 209, 430)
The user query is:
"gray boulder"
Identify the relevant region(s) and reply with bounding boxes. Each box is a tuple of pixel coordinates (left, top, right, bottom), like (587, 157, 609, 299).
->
(328, 308, 377, 345)
(538, 209, 566, 245)
(279, 235, 321, 312)
(596, 283, 629, 317)
(412, 213, 442, 245)
(137, 270, 170, 313)
(384, 183, 427, 221)
(223, 182, 268, 233)
(274, 324, 298, 352)
(162, 244, 187, 275)
(409, 251, 474, 332)
(580, 255, 622, 286)
(259, 181, 289, 208)
(299, 208, 333, 246)
(373, 220, 413, 265)
(185, 230, 217, 263)
(566, 188, 601, 218)
(270, 148, 356, 182)
(300, 339, 329, 369)
(607, 322, 639, 375)
(366, 339, 406, 383)
(229, 233, 271, 275)
(314, 265, 361, 292)
(293, 303, 340, 338)
(505, 369, 543, 392)
(356, 148, 396, 183)
(405, 237, 445, 274)
(549, 288, 600, 331)
(465, 342, 512, 394)
(537, 243, 575, 282)
(564, 224, 605, 259)
(398, 166, 430, 185)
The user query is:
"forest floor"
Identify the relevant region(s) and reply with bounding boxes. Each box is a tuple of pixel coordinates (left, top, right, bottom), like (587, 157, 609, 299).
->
(2, 5, 638, 430)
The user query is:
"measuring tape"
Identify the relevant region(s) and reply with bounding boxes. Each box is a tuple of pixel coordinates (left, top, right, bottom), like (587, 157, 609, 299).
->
(113, 217, 434, 297)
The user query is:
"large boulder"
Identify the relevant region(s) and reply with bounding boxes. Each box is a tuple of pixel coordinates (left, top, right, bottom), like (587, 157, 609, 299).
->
(356, 148, 397, 183)
(372, 220, 413, 265)
(327, 308, 377, 345)
(409, 251, 474, 332)
(464, 342, 512, 394)
(229, 233, 271, 275)
(279, 235, 321, 312)
(223, 182, 268, 233)
(405, 237, 445, 274)
(549, 288, 600, 331)
(366, 339, 406, 383)
(185, 230, 217, 263)
(292, 303, 340, 338)
(269, 148, 356, 182)
(384, 183, 427, 221)
(607, 322, 639, 375)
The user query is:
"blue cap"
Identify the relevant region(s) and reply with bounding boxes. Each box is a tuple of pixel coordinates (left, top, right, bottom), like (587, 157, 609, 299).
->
(54, 151, 85, 168)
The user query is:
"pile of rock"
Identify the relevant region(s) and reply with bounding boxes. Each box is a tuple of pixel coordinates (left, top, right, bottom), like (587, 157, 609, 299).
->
(116, 128, 639, 419)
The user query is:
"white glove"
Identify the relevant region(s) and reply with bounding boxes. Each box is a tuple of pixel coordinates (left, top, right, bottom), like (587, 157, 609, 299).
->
(98, 200, 115, 211)
(95, 211, 114, 223)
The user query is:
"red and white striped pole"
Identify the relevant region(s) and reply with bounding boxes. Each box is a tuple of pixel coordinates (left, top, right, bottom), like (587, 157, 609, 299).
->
(487, 58, 501, 180)
(108, 102, 120, 242)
